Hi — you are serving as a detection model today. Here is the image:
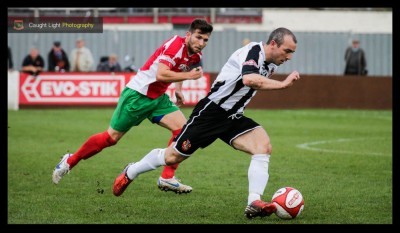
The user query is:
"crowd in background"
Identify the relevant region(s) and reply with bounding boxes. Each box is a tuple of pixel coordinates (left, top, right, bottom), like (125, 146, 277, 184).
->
(8, 38, 135, 75)
(9, 37, 367, 77)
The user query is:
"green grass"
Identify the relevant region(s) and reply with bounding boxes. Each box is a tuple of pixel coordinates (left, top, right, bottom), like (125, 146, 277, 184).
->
(7, 108, 392, 224)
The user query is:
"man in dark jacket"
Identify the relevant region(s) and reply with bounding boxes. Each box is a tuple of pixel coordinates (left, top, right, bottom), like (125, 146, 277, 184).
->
(344, 39, 367, 75)
(96, 54, 122, 72)
(48, 41, 70, 72)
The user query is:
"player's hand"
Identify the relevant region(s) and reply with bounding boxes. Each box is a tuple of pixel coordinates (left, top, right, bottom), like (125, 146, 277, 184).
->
(283, 71, 300, 88)
(188, 67, 203, 80)
(175, 91, 185, 107)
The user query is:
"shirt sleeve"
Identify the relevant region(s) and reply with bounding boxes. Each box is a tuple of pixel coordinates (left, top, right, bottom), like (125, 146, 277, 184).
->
(158, 36, 182, 69)
(242, 45, 261, 76)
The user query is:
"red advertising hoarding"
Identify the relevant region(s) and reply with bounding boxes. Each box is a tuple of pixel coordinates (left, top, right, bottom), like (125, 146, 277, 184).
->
(19, 72, 210, 107)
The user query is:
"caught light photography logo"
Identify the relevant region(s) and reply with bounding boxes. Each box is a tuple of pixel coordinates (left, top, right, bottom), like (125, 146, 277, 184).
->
(8, 17, 103, 33)
(13, 19, 24, 30)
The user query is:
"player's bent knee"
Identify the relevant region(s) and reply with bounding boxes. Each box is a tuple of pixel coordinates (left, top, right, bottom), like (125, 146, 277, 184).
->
(267, 143, 272, 155)
(260, 141, 272, 155)
(164, 150, 186, 165)
(164, 157, 181, 165)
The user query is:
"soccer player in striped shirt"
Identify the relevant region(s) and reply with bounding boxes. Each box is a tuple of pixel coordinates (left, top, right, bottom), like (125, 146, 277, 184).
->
(113, 27, 300, 218)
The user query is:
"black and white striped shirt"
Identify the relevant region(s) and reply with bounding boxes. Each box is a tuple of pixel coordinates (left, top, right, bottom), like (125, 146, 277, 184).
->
(207, 41, 278, 114)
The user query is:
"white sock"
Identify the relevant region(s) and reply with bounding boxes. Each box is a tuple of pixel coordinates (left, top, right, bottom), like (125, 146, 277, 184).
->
(248, 154, 270, 205)
(126, 148, 166, 180)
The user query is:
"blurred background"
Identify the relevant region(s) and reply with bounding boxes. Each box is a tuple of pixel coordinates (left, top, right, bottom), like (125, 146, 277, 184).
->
(7, 7, 392, 76)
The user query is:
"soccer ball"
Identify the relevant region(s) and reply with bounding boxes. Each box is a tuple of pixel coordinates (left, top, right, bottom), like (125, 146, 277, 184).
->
(271, 187, 304, 219)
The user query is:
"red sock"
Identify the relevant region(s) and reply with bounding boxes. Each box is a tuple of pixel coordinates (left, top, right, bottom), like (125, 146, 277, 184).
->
(67, 131, 117, 169)
(161, 129, 181, 179)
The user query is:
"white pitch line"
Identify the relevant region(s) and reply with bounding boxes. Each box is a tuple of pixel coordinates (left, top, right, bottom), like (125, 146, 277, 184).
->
(296, 138, 390, 156)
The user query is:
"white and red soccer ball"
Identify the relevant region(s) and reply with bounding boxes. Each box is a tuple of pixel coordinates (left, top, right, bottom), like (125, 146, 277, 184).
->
(271, 187, 304, 219)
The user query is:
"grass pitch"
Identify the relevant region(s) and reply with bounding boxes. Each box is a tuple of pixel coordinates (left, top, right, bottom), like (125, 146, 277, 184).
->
(7, 108, 392, 225)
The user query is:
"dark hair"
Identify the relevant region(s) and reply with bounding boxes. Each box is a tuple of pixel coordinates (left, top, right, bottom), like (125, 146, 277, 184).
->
(266, 27, 297, 46)
(189, 18, 213, 34)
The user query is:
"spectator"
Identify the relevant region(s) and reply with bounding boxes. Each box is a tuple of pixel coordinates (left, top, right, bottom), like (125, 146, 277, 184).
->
(123, 55, 138, 72)
(48, 41, 70, 72)
(21, 47, 45, 76)
(8, 46, 14, 70)
(96, 54, 122, 72)
(70, 38, 94, 72)
(344, 39, 367, 75)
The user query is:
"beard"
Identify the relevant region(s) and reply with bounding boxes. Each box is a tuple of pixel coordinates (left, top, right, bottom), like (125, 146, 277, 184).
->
(187, 38, 199, 55)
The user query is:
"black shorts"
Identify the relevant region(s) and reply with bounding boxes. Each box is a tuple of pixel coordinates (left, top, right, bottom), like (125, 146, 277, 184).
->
(173, 97, 260, 156)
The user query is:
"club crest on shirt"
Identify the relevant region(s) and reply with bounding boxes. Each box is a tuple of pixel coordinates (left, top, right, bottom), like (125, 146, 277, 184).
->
(181, 139, 191, 151)
(178, 64, 190, 72)
(260, 67, 268, 77)
(261, 65, 275, 78)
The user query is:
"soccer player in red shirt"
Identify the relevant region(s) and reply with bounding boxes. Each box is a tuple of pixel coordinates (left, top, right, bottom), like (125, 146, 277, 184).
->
(52, 19, 213, 194)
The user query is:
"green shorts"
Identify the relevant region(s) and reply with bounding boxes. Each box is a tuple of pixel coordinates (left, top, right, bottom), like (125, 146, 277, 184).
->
(110, 87, 179, 132)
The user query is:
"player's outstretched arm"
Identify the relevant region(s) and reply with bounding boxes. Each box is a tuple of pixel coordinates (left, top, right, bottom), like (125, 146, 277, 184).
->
(243, 71, 300, 90)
